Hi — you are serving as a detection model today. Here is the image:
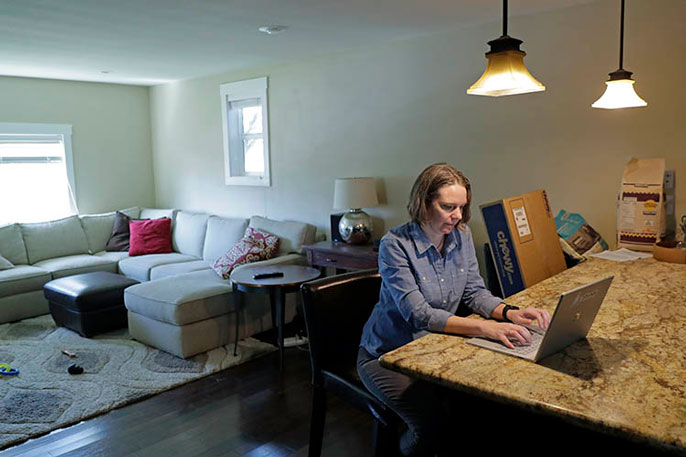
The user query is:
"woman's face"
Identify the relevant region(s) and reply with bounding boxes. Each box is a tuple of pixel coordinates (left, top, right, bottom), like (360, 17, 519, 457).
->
(425, 184, 468, 235)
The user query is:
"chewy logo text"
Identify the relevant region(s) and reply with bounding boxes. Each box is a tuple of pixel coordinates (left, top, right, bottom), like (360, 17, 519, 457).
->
(497, 231, 514, 274)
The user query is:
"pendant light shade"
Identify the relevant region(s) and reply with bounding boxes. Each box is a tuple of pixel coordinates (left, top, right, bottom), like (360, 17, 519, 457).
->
(592, 0, 646, 109)
(591, 71, 647, 109)
(467, 1, 545, 97)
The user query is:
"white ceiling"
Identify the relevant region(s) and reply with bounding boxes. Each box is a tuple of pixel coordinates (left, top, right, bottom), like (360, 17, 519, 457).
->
(0, 0, 597, 86)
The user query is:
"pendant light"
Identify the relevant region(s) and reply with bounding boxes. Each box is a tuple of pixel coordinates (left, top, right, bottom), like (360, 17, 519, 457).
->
(467, 0, 545, 97)
(592, 0, 646, 109)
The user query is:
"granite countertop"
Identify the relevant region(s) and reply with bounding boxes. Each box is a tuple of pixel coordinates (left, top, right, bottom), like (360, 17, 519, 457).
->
(380, 257, 686, 453)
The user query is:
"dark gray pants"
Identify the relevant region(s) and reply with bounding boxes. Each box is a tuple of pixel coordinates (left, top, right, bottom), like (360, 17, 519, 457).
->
(357, 347, 449, 457)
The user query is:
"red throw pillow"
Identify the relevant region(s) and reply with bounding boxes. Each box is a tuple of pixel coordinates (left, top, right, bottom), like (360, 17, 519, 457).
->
(212, 227, 279, 279)
(128, 218, 173, 256)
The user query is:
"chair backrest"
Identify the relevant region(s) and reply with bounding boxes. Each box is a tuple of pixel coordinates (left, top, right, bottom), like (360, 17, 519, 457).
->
(300, 269, 381, 384)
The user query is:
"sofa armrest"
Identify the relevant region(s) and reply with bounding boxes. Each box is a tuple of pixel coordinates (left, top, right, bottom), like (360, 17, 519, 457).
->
(232, 254, 308, 273)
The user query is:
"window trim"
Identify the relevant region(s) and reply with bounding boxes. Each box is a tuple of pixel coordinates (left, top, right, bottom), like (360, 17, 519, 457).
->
(219, 77, 271, 187)
(0, 122, 76, 202)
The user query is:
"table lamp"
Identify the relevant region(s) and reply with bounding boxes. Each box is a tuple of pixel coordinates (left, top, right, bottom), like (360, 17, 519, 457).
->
(333, 177, 378, 244)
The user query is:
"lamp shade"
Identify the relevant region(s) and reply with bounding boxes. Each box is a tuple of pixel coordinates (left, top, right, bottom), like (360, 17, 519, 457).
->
(333, 177, 378, 210)
(466, 1, 545, 98)
(467, 48, 545, 97)
(591, 78, 647, 109)
(592, 0, 647, 110)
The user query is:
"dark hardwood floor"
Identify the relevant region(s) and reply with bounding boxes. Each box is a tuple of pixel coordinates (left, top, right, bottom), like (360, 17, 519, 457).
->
(4, 326, 679, 457)
(2, 346, 373, 457)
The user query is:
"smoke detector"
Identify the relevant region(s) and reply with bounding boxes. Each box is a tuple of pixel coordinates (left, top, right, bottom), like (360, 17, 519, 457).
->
(258, 25, 287, 35)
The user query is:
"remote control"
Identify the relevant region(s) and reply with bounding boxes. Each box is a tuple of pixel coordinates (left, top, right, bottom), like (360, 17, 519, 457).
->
(252, 272, 284, 279)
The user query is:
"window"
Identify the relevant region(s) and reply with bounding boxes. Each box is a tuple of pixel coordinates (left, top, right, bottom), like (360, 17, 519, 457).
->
(220, 77, 271, 186)
(0, 123, 76, 224)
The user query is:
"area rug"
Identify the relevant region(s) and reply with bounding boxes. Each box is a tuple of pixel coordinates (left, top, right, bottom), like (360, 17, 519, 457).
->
(0, 314, 276, 450)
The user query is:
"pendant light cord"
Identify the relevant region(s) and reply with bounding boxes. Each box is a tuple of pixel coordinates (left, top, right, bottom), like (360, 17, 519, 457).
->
(619, 0, 625, 69)
(503, 0, 508, 36)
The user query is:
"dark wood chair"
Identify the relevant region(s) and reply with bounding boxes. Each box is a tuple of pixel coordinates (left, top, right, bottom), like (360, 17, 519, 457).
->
(300, 270, 398, 457)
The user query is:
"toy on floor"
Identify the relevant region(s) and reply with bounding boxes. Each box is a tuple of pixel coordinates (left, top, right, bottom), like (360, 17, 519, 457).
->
(68, 364, 84, 375)
(0, 363, 19, 377)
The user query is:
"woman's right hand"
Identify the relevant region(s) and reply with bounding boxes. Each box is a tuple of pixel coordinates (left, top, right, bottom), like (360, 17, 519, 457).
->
(479, 321, 532, 349)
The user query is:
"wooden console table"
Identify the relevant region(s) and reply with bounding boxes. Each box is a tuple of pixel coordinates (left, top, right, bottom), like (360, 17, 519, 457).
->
(380, 257, 686, 454)
(302, 241, 378, 273)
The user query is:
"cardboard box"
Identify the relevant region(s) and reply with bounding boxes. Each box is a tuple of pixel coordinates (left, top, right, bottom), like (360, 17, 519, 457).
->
(481, 189, 567, 298)
(617, 158, 666, 252)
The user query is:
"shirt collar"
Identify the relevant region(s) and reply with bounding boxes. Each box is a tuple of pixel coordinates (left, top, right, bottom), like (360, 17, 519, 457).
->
(410, 222, 459, 255)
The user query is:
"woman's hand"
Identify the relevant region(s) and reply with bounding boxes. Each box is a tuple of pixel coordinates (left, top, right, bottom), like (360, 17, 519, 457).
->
(479, 321, 533, 350)
(508, 307, 551, 330)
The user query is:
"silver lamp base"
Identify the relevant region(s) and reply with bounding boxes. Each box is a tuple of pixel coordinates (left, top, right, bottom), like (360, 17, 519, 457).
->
(339, 209, 373, 245)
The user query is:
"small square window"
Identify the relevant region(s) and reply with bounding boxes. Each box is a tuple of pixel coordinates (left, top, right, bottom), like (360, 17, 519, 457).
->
(220, 78, 270, 186)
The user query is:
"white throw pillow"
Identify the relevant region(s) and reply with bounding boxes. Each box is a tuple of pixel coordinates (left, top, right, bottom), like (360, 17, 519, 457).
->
(0, 254, 13, 271)
(0, 223, 29, 265)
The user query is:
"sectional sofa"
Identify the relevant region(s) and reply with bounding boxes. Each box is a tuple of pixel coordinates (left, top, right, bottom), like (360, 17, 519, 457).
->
(0, 208, 319, 357)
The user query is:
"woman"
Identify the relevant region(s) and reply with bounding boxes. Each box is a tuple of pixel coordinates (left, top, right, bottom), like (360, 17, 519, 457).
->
(357, 163, 551, 457)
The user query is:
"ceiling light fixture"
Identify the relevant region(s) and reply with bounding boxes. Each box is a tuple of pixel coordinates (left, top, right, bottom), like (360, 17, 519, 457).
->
(467, 0, 545, 97)
(258, 25, 287, 35)
(591, 0, 646, 109)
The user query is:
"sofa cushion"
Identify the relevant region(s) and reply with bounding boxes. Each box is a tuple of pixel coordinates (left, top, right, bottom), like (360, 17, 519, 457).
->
(248, 216, 316, 256)
(119, 206, 141, 219)
(149, 260, 211, 281)
(173, 211, 210, 258)
(126, 312, 231, 359)
(202, 216, 249, 263)
(0, 290, 49, 324)
(80, 207, 139, 254)
(20, 215, 90, 264)
(0, 223, 29, 265)
(129, 218, 173, 256)
(80, 211, 116, 254)
(212, 228, 279, 279)
(0, 265, 52, 298)
(118, 253, 198, 282)
(0, 254, 13, 271)
(140, 208, 176, 223)
(124, 269, 232, 326)
(33, 254, 118, 279)
(93, 251, 130, 262)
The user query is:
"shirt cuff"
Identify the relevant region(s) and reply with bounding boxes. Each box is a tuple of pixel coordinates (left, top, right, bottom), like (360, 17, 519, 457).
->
(474, 295, 503, 319)
(427, 308, 454, 333)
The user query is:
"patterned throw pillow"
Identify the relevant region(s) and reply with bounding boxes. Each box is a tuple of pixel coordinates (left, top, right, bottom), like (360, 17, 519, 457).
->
(212, 227, 279, 279)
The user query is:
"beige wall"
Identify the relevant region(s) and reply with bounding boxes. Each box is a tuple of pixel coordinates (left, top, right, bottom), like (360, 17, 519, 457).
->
(0, 76, 155, 214)
(149, 0, 686, 265)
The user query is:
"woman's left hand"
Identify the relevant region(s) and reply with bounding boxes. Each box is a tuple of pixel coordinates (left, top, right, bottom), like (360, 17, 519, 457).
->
(508, 308, 551, 329)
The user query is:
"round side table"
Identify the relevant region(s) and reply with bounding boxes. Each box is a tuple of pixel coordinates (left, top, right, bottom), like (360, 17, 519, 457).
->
(230, 264, 320, 371)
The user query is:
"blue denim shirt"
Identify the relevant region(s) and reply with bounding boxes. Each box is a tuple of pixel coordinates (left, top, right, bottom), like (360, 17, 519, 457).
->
(360, 221, 503, 357)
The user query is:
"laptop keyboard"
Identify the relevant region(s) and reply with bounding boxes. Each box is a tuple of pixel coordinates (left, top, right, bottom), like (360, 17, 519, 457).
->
(466, 324, 549, 359)
(509, 326, 545, 355)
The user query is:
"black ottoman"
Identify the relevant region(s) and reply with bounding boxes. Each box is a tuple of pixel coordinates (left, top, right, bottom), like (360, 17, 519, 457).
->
(44, 272, 139, 337)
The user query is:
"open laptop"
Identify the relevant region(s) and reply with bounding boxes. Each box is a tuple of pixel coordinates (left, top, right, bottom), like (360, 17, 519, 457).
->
(467, 275, 614, 362)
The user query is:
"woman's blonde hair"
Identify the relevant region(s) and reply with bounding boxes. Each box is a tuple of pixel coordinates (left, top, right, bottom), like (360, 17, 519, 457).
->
(407, 163, 472, 230)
